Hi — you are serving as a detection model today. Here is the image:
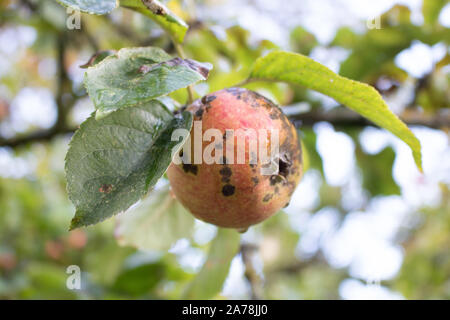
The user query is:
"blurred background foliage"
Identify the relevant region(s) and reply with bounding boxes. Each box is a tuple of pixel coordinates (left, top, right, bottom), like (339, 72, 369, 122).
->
(0, 0, 449, 299)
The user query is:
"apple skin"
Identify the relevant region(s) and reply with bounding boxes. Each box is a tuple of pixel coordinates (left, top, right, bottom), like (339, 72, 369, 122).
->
(167, 87, 302, 229)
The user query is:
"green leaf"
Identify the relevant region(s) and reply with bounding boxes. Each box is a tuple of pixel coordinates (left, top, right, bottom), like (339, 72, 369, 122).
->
(422, 0, 447, 26)
(115, 184, 195, 251)
(333, 6, 446, 81)
(356, 146, 400, 196)
(84, 47, 211, 118)
(113, 263, 165, 296)
(248, 50, 422, 171)
(290, 26, 318, 56)
(26, 263, 78, 299)
(183, 228, 240, 299)
(119, 0, 188, 43)
(65, 100, 193, 229)
(55, 0, 117, 15)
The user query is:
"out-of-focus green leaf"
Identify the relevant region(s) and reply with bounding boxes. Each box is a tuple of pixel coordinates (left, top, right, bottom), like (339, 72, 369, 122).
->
(290, 26, 318, 56)
(248, 50, 423, 171)
(301, 128, 323, 173)
(183, 26, 284, 103)
(319, 185, 342, 209)
(84, 241, 135, 286)
(55, 0, 117, 15)
(265, 264, 344, 299)
(417, 57, 450, 111)
(183, 228, 240, 299)
(24, 263, 78, 299)
(65, 100, 193, 229)
(259, 212, 300, 271)
(395, 188, 450, 299)
(116, 184, 195, 251)
(422, 0, 447, 26)
(335, 6, 448, 82)
(119, 0, 188, 43)
(338, 29, 411, 81)
(331, 27, 359, 49)
(357, 146, 400, 196)
(84, 47, 211, 118)
(112, 263, 165, 296)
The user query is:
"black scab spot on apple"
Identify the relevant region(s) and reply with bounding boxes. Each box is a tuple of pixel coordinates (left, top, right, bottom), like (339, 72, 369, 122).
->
(251, 101, 260, 108)
(225, 87, 244, 96)
(182, 163, 198, 175)
(269, 110, 281, 120)
(263, 193, 273, 202)
(251, 177, 259, 186)
(219, 166, 232, 178)
(99, 184, 113, 193)
(267, 153, 291, 186)
(278, 153, 292, 178)
(280, 131, 302, 166)
(195, 108, 204, 119)
(222, 184, 235, 196)
(244, 90, 277, 109)
(270, 175, 284, 186)
(220, 166, 232, 183)
(201, 95, 217, 105)
(283, 201, 290, 208)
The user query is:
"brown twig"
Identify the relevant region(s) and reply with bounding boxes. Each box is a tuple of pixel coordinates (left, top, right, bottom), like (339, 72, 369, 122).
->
(241, 243, 263, 300)
(2, 107, 449, 148)
(270, 255, 324, 275)
(0, 127, 77, 148)
(288, 107, 450, 130)
(0, 29, 78, 148)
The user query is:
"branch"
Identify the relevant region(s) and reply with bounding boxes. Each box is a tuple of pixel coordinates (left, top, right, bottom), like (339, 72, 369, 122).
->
(0, 30, 78, 148)
(54, 32, 72, 131)
(270, 255, 324, 275)
(0, 127, 77, 148)
(288, 107, 450, 129)
(241, 243, 263, 300)
(19, 0, 37, 11)
(3, 107, 449, 148)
